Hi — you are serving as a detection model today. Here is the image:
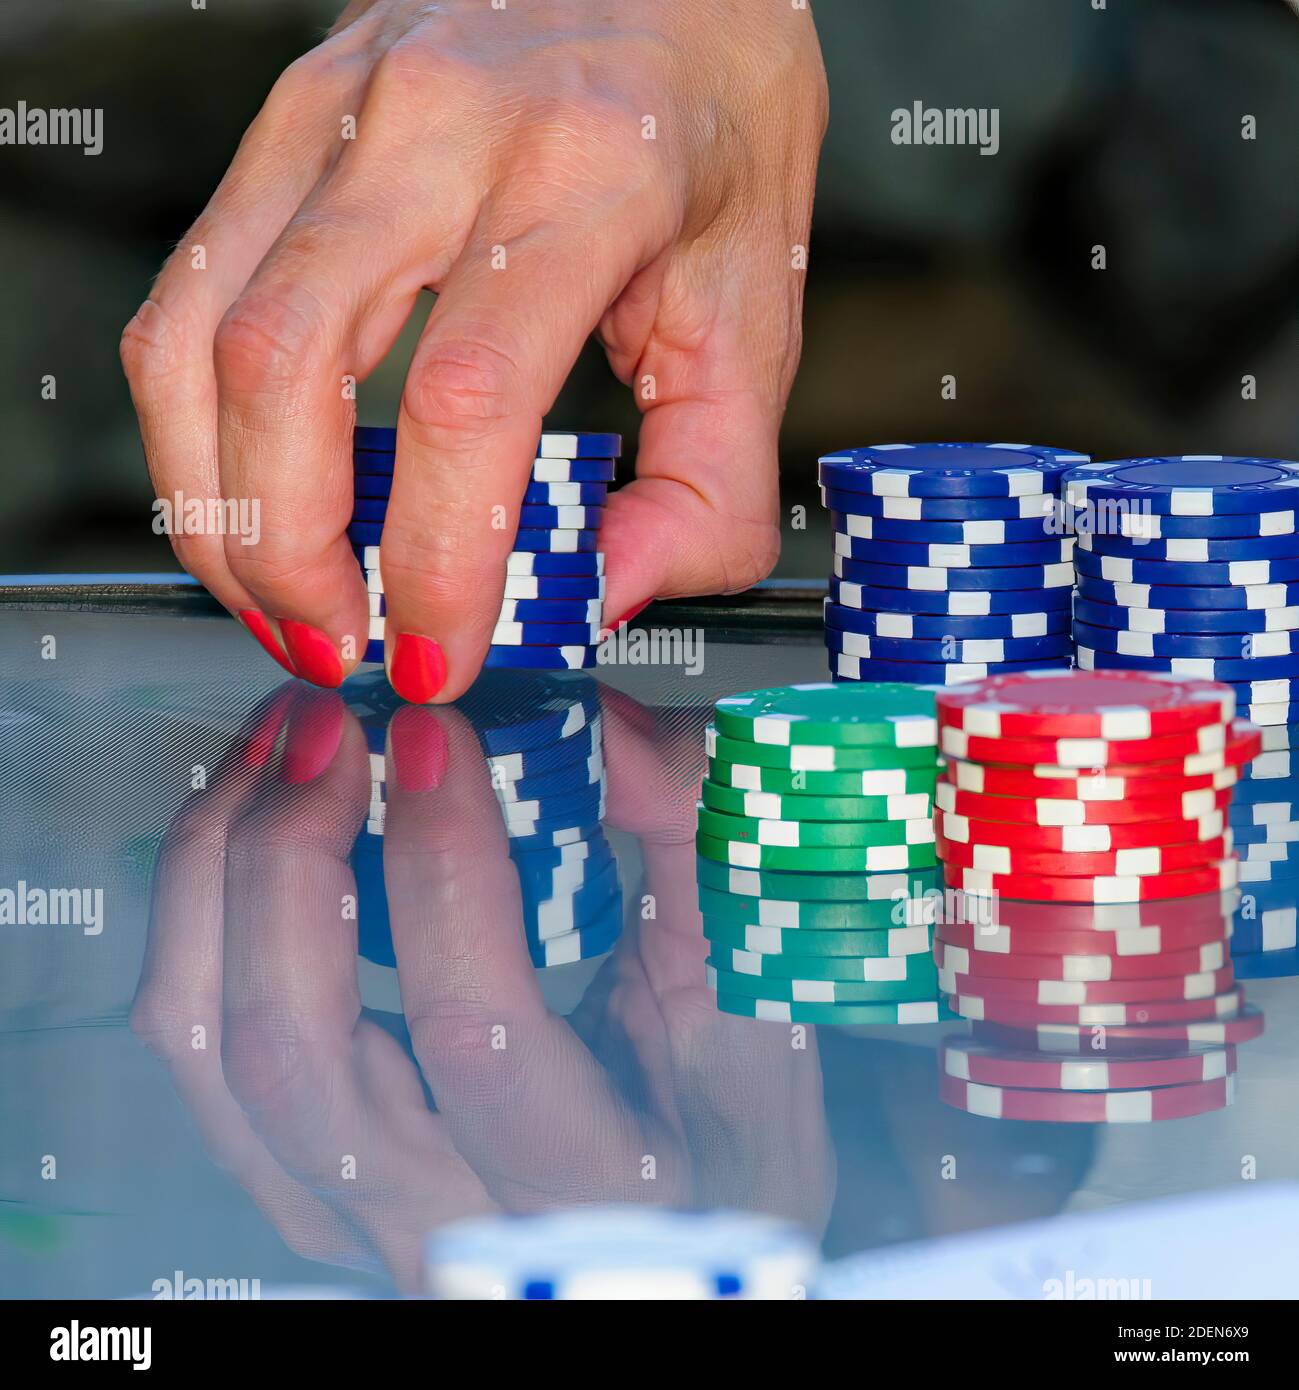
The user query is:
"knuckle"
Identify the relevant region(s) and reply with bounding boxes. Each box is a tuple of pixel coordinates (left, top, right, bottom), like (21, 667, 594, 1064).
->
(718, 522, 781, 593)
(380, 531, 504, 624)
(120, 296, 192, 387)
(405, 1002, 496, 1075)
(128, 995, 195, 1065)
(220, 1012, 316, 1118)
(225, 539, 318, 596)
(402, 338, 524, 440)
(214, 289, 322, 392)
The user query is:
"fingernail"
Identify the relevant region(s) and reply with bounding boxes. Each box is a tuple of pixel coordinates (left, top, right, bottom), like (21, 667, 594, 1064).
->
(390, 633, 446, 704)
(607, 600, 651, 634)
(238, 609, 295, 674)
(280, 621, 345, 688)
(389, 705, 449, 791)
(281, 692, 345, 784)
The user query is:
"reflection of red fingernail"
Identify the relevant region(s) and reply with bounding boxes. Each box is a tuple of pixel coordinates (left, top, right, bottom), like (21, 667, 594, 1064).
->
(389, 704, 449, 791)
(280, 621, 344, 688)
(239, 609, 295, 674)
(390, 633, 446, 704)
(607, 600, 651, 634)
(242, 688, 294, 767)
(281, 692, 345, 784)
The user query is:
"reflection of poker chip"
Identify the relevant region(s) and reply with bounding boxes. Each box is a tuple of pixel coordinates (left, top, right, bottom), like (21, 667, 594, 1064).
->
(703, 919, 935, 958)
(969, 1004, 1265, 1050)
(706, 961, 937, 1004)
(712, 992, 951, 1025)
(934, 915, 1232, 960)
(943, 985, 1244, 1027)
(711, 945, 939, 984)
(941, 1034, 1236, 1090)
(934, 938, 1228, 981)
(938, 1070, 1234, 1123)
(697, 885, 936, 930)
(936, 962, 1235, 1006)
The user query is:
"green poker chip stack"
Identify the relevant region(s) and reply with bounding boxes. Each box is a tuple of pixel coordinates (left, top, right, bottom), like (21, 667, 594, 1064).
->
(697, 683, 945, 1024)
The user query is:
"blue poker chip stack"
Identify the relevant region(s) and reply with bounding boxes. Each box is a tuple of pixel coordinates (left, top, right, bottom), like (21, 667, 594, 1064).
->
(1067, 457, 1299, 728)
(349, 671, 622, 982)
(816, 443, 1086, 685)
(351, 426, 620, 670)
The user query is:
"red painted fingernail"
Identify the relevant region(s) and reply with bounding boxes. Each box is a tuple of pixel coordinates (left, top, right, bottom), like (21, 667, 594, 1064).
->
(239, 609, 295, 674)
(389, 705, 449, 791)
(608, 599, 651, 634)
(280, 621, 344, 688)
(390, 633, 446, 704)
(281, 692, 345, 784)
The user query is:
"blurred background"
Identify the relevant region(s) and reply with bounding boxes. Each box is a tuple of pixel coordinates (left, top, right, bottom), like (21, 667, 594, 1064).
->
(1, 0, 1297, 577)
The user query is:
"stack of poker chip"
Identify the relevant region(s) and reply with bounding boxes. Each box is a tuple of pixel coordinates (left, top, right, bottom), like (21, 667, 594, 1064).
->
(1067, 454, 1299, 728)
(349, 672, 621, 977)
(351, 426, 619, 670)
(817, 443, 1086, 685)
(424, 1205, 820, 1300)
(696, 682, 947, 1027)
(929, 669, 1266, 1123)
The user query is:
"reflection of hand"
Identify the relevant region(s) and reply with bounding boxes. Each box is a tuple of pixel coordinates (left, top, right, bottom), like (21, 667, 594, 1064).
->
(121, 0, 828, 698)
(134, 677, 834, 1293)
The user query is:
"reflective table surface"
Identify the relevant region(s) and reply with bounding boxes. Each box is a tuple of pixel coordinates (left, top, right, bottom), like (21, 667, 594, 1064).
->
(1, 583, 1297, 1298)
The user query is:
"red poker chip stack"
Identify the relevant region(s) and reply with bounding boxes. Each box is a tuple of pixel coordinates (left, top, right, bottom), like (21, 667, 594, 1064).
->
(930, 669, 1267, 1123)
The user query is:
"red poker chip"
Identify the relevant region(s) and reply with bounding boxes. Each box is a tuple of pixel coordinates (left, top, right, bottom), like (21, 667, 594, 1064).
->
(936, 670, 1235, 739)
(936, 830, 1231, 879)
(941, 1034, 1237, 1091)
(941, 858, 1239, 903)
(939, 720, 1247, 770)
(935, 805, 1228, 851)
(936, 962, 1235, 1006)
(942, 759, 1243, 804)
(935, 917, 1231, 960)
(935, 779, 1234, 827)
(944, 985, 1245, 1027)
(939, 887, 1238, 934)
(937, 1069, 1235, 1123)
(968, 1003, 1266, 1050)
(933, 937, 1229, 981)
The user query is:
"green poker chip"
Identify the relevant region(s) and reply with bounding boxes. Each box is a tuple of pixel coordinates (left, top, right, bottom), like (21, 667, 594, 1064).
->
(696, 884, 938, 930)
(712, 990, 953, 1025)
(696, 856, 941, 901)
(707, 757, 941, 799)
(713, 683, 938, 748)
(708, 944, 940, 983)
(696, 804, 935, 849)
(702, 918, 936, 957)
(696, 832, 939, 874)
(706, 961, 939, 1003)
(707, 728, 941, 772)
(700, 778, 933, 824)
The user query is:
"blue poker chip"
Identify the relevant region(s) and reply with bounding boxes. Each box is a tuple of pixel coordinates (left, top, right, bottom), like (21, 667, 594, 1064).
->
(1066, 504, 1299, 541)
(1233, 767, 1299, 798)
(829, 577, 1072, 616)
(1237, 857, 1299, 889)
(1065, 456, 1299, 517)
(361, 639, 384, 664)
(513, 838, 612, 894)
(1078, 530, 1299, 562)
(1231, 800, 1299, 828)
(458, 670, 599, 756)
(1076, 548, 1299, 589)
(497, 597, 605, 624)
(527, 900, 622, 967)
(354, 426, 620, 458)
(1229, 819, 1299, 846)
(821, 601, 1070, 641)
(502, 572, 606, 597)
(829, 523, 1074, 569)
(523, 481, 610, 506)
(1072, 596, 1299, 636)
(485, 645, 601, 669)
(1231, 905, 1298, 954)
(513, 527, 599, 554)
(353, 447, 396, 475)
(1072, 619, 1299, 661)
(1231, 945, 1299, 978)
(348, 522, 386, 547)
(485, 726, 602, 780)
(352, 450, 619, 483)
(819, 489, 1062, 522)
(832, 554, 1074, 592)
(1075, 575, 1299, 611)
(824, 617, 1072, 664)
(830, 649, 1068, 685)
(1074, 643, 1299, 681)
(500, 781, 605, 828)
(516, 504, 604, 530)
(818, 443, 1088, 498)
(352, 497, 387, 522)
(505, 549, 605, 576)
(491, 619, 603, 646)
(353, 471, 394, 498)
(508, 820, 604, 852)
(826, 504, 1063, 545)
